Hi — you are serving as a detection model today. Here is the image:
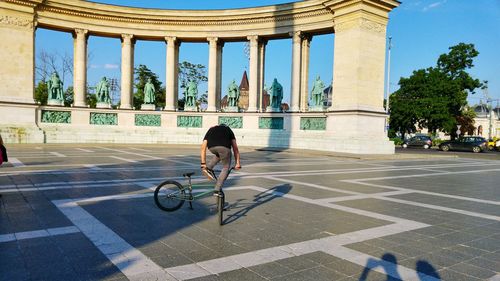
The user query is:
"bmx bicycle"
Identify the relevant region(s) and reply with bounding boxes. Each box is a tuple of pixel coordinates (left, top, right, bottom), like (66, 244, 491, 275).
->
(154, 167, 235, 225)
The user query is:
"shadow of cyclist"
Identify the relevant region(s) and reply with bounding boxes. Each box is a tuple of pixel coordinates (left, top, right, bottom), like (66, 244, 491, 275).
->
(223, 183, 292, 224)
(359, 253, 402, 281)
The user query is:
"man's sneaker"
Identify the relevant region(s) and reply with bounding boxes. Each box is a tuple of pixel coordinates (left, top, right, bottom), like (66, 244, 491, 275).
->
(202, 168, 216, 181)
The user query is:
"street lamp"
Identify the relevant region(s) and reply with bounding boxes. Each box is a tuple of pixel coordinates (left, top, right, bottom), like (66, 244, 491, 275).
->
(385, 36, 392, 135)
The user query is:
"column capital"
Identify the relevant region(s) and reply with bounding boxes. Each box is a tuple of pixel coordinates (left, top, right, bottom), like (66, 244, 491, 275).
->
(247, 35, 259, 42)
(121, 34, 135, 44)
(73, 28, 88, 38)
(289, 31, 302, 43)
(207, 37, 218, 43)
(164, 36, 177, 44)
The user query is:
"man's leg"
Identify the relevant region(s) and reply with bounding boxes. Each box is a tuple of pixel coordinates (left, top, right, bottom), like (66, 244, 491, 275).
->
(209, 146, 231, 192)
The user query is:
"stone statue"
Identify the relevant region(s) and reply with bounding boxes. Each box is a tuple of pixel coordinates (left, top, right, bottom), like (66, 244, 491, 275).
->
(47, 72, 64, 101)
(227, 79, 240, 107)
(185, 80, 198, 107)
(310, 76, 325, 107)
(96, 77, 111, 104)
(143, 78, 155, 104)
(269, 78, 283, 109)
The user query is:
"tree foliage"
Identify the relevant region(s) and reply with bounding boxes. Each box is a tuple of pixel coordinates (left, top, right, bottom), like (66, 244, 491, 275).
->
(34, 81, 48, 105)
(178, 61, 208, 110)
(389, 43, 483, 138)
(133, 64, 164, 109)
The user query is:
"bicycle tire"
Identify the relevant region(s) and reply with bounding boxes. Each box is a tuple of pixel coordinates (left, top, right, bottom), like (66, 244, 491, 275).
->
(154, 180, 185, 212)
(217, 191, 225, 226)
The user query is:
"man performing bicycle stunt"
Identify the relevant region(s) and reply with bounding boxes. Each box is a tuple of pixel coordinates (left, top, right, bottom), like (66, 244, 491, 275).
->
(200, 124, 241, 200)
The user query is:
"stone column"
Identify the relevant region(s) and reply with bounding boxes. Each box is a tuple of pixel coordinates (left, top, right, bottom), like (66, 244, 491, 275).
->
(258, 39, 267, 112)
(207, 37, 218, 112)
(73, 28, 88, 107)
(216, 42, 224, 110)
(300, 35, 311, 112)
(325, 0, 395, 153)
(120, 34, 134, 109)
(164, 36, 177, 111)
(0, 12, 36, 104)
(289, 31, 302, 112)
(247, 35, 259, 112)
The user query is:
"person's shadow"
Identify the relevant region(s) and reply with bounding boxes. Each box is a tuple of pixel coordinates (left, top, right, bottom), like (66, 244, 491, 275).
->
(416, 260, 441, 280)
(359, 254, 442, 281)
(224, 183, 292, 224)
(359, 253, 402, 281)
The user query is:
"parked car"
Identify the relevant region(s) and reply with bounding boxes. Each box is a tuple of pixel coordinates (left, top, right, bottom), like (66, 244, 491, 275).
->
(402, 135, 432, 149)
(439, 136, 487, 153)
(487, 137, 500, 151)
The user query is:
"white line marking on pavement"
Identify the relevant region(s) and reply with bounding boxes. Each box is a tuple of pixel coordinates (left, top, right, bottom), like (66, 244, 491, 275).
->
(50, 152, 66, 157)
(343, 180, 500, 205)
(0, 226, 80, 243)
(98, 147, 196, 166)
(110, 156, 138, 163)
(351, 168, 500, 182)
(53, 186, 431, 281)
(488, 274, 500, 281)
(83, 164, 103, 170)
(76, 148, 94, 153)
(53, 199, 176, 281)
(264, 176, 361, 195)
(128, 148, 151, 152)
(8, 158, 25, 167)
(316, 190, 414, 203)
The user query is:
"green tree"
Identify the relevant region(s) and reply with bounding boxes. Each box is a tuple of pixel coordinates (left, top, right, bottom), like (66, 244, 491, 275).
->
(389, 43, 483, 138)
(64, 86, 74, 107)
(133, 64, 164, 109)
(34, 81, 48, 105)
(178, 61, 208, 110)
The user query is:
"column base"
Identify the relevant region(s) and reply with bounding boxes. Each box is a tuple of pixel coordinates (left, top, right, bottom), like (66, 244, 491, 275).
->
(141, 104, 155, 110)
(119, 104, 132, 110)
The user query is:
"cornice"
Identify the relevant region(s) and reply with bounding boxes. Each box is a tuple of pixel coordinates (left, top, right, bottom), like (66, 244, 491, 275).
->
(36, 4, 330, 27)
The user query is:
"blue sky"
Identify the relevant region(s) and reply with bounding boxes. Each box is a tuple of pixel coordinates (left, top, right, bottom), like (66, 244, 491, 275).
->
(36, 0, 500, 106)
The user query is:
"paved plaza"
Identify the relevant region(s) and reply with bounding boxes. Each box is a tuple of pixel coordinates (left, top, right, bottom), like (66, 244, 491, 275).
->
(0, 144, 499, 281)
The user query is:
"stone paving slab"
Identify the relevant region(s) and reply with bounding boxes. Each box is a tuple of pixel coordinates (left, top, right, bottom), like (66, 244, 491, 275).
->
(0, 144, 499, 281)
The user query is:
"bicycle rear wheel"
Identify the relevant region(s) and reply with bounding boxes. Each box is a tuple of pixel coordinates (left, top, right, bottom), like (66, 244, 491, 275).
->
(154, 180, 185, 211)
(217, 191, 225, 226)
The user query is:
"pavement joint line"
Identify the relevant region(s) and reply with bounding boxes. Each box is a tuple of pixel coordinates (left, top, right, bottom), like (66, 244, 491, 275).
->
(342, 180, 500, 205)
(76, 148, 94, 152)
(49, 151, 67, 157)
(52, 185, 431, 281)
(0, 226, 80, 243)
(110, 155, 139, 163)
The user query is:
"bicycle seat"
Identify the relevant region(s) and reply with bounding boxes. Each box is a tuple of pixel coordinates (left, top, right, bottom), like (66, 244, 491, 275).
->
(183, 172, 195, 178)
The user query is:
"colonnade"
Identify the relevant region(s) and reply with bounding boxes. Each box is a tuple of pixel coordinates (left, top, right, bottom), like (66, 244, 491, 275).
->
(71, 30, 314, 112)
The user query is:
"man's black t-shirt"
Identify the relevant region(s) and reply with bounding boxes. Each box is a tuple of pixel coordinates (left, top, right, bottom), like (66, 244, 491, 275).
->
(203, 125, 235, 149)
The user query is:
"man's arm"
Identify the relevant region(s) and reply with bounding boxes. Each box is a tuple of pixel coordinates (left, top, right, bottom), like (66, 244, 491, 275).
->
(200, 139, 208, 169)
(231, 139, 241, 169)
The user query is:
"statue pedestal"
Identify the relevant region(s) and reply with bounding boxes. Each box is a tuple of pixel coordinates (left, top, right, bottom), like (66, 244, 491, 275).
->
(266, 106, 281, 113)
(308, 105, 325, 112)
(224, 106, 239, 112)
(141, 104, 155, 110)
(96, 102, 111, 109)
(184, 106, 198, 112)
(47, 99, 64, 106)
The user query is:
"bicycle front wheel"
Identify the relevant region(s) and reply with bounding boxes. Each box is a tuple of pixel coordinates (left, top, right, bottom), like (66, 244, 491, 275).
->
(217, 191, 225, 226)
(154, 180, 185, 211)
